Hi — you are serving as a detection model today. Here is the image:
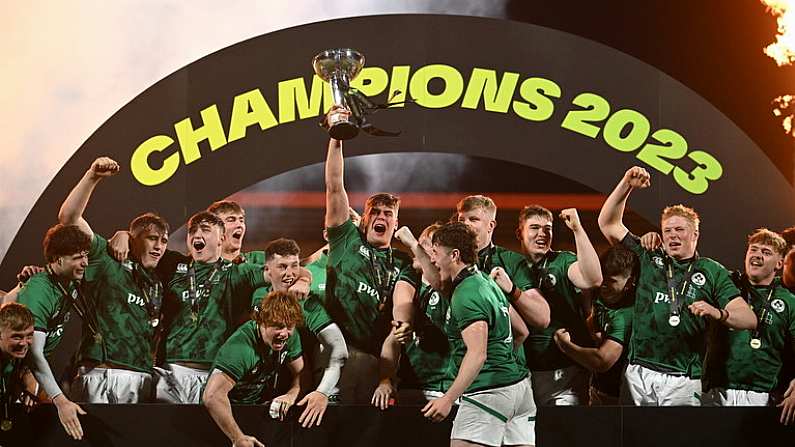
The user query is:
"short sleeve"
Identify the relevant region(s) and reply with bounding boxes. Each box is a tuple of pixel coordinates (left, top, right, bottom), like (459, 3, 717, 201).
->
(710, 265, 741, 309)
(452, 286, 490, 332)
(212, 333, 257, 382)
(17, 279, 57, 332)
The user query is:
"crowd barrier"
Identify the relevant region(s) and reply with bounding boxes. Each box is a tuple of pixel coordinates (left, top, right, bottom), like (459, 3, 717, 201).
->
(3, 403, 794, 446)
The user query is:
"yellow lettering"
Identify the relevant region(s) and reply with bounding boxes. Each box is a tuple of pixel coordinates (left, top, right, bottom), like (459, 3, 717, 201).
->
(278, 75, 328, 123)
(174, 104, 227, 165)
(461, 68, 520, 113)
(512, 77, 561, 122)
(227, 89, 279, 143)
(130, 135, 180, 186)
(387, 66, 411, 108)
(409, 64, 464, 109)
(350, 66, 389, 98)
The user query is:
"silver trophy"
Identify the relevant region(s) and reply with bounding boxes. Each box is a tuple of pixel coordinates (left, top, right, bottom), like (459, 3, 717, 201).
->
(313, 48, 365, 140)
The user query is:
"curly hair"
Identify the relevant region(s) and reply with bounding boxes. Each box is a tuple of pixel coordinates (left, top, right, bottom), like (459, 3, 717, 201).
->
(253, 290, 304, 328)
(42, 224, 91, 263)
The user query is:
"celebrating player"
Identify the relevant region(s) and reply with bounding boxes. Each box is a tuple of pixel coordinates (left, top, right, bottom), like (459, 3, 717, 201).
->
(598, 166, 756, 405)
(0, 303, 35, 433)
(207, 200, 264, 265)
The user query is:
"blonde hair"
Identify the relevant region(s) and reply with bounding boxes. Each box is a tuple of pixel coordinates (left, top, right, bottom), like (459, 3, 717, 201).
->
(456, 195, 496, 219)
(661, 204, 700, 231)
(747, 228, 788, 257)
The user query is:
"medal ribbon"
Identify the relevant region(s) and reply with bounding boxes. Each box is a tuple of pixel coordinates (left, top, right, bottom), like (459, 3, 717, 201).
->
(47, 266, 105, 354)
(744, 282, 776, 343)
(188, 259, 223, 321)
(663, 254, 697, 319)
(132, 263, 163, 325)
(366, 246, 396, 307)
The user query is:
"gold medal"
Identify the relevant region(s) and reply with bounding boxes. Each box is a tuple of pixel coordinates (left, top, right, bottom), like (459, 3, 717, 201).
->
(749, 338, 762, 349)
(668, 315, 681, 327)
(150, 317, 160, 327)
(1, 419, 12, 431)
(191, 312, 198, 324)
(93, 333, 103, 344)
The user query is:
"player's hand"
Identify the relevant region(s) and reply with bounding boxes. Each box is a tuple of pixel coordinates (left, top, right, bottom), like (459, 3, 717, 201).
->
(559, 208, 582, 232)
(53, 394, 87, 440)
(108, 230, 131, 261)
(553, 328, 572, 350)
(349, 207, 362, 227)
(623, 166, 651, 189)
(783, 378, 795, 399)
(779, 394, 795, 425)
(16, 265, 44, 283)
(233, 434, 265, 447)
(688, 301, 721, 320)
(640, 232, 662, 250)
(89, 157, 120, 178)
(297, 391, 328, 427)
(489, 267, 514, 294)
(371, 379, 395, 410)
(324, 105, 351, 130)
(394, 226, 418, 250)
(288, 276, 311, 299)
(273, 393, 297, 421)
(392, 320, 413, 345)
(422, 396, 453, 422)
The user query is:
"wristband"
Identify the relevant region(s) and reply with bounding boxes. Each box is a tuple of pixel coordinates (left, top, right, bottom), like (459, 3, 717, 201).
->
(719, 308, 729, 323)
(509, 285, 522, 302)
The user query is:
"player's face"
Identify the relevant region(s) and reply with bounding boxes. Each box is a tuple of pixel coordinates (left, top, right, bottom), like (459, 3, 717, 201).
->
(430, 242, 457, 281)
(600, 272, 632, 305)
(457, 208, 494, 251)
(363, 204, 398, 248)
(745, 243, 783, 285)
(217, 211, 246, 254)
(260, 324, 295, 351)
(188, 222, 224, 262)
(265, 254, 300, 292)
(59, 251, 89, 280)
(132, 228, 168, 270)
(0, 324, 34, 359)
(661, 216, 698, 260)
(519, 215, 553, 261)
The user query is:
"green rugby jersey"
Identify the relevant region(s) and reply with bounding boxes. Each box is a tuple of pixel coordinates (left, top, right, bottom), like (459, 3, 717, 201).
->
(622, 233, 739, 378)
(707, 279, 795, 392)
(210, 320, 302, 404)
(164, 259, 266, 365)
(250, 285, 333, 335)
(590, 296, 633, 396)
(305, 251, 328, 301)
(477, 244, 533, 367)
(444, 268, 527, 393)
(325, 219, 419, 355)
(0, 357, 25, 405)
(79, 234, 159, 373)
(399, 282, 451, 392)
(17, 272, 76, 357)
(238, 250, 265, 265)
(525, 250, 593, 371)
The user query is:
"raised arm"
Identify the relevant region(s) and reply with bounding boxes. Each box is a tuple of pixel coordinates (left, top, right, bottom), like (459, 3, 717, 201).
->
(598, 166, 650, 245)
(29, 332, 86, 440)
(203, 370, 263, 447)
(58, 157, 120, 237)
(395, 226, 444, 292)
(560, 208, 603, 289)
(324, 108, 353, 229)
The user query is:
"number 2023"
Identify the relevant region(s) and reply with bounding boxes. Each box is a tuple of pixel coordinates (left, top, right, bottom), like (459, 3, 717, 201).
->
(560, 92, 723, 194)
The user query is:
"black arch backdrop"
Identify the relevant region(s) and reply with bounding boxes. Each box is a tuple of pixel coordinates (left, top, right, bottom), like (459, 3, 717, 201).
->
(2, 14, 792, 284)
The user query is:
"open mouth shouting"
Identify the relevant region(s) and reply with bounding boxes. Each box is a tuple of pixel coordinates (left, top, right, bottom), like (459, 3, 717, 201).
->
(192, 239, 207, 252)
(373, 222, 387, 235)
(272, 335, 288, 350)
(231, 228, 244, 241)
(668, 241, 682, 251)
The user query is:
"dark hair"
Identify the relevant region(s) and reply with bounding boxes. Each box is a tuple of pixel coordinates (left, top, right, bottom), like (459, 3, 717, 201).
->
(780, 226, 795, 251)
(365, 193, 400, 212)
(0, 302, 35, 331)
(207, 200, 244, 216)
(601, 245, 638, 278)
(432, 222, 477, 264)
(254, 290, 304, 328)
(265, 238, 300, 261)
(42, 224, 91, 263)
(129, 212, 169, 238)
(518, 204, 554, 228)
(187, 211, 225, 234)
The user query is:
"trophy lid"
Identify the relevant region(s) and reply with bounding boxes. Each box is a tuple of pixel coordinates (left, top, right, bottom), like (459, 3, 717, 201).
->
(312, 48, 365, 81)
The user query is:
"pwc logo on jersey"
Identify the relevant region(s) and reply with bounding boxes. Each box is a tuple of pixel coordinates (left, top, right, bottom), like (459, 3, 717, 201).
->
(127, 293, 147, 308)
(356, 282, 379, 300)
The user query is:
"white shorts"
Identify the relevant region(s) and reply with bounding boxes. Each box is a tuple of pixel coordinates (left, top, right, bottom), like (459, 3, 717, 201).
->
(530, 365, 589, 406)
(335, 346, 378, 405)
(71, 366, 153, 403)
(704, 388, 770, 406)
(452, 376, 536, 447)
(154, 363, 210, 404)
(622, 363, 702, 406)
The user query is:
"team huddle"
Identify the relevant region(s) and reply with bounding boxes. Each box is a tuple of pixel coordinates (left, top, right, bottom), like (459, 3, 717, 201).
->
(1, 107, 795, 447)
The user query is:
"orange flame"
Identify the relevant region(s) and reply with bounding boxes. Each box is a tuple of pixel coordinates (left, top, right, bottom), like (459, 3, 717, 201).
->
(762, 1, 795, 135)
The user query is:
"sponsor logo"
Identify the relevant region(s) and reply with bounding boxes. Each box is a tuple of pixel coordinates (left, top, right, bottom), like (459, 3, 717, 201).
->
(127, 293, 146, 307)
(691, 272, 706, 287)
(318, 283, 326, 291)
(356, 282, 379, 299)
(772, 299, 786, 313)
(653, 257, 664, 268)
(122, 260, 134, 271)
(654, 291, 670, 304)
(177, 263, 188, 273)
(428, 292, 440, 306)
(358, 246, 370, 259)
